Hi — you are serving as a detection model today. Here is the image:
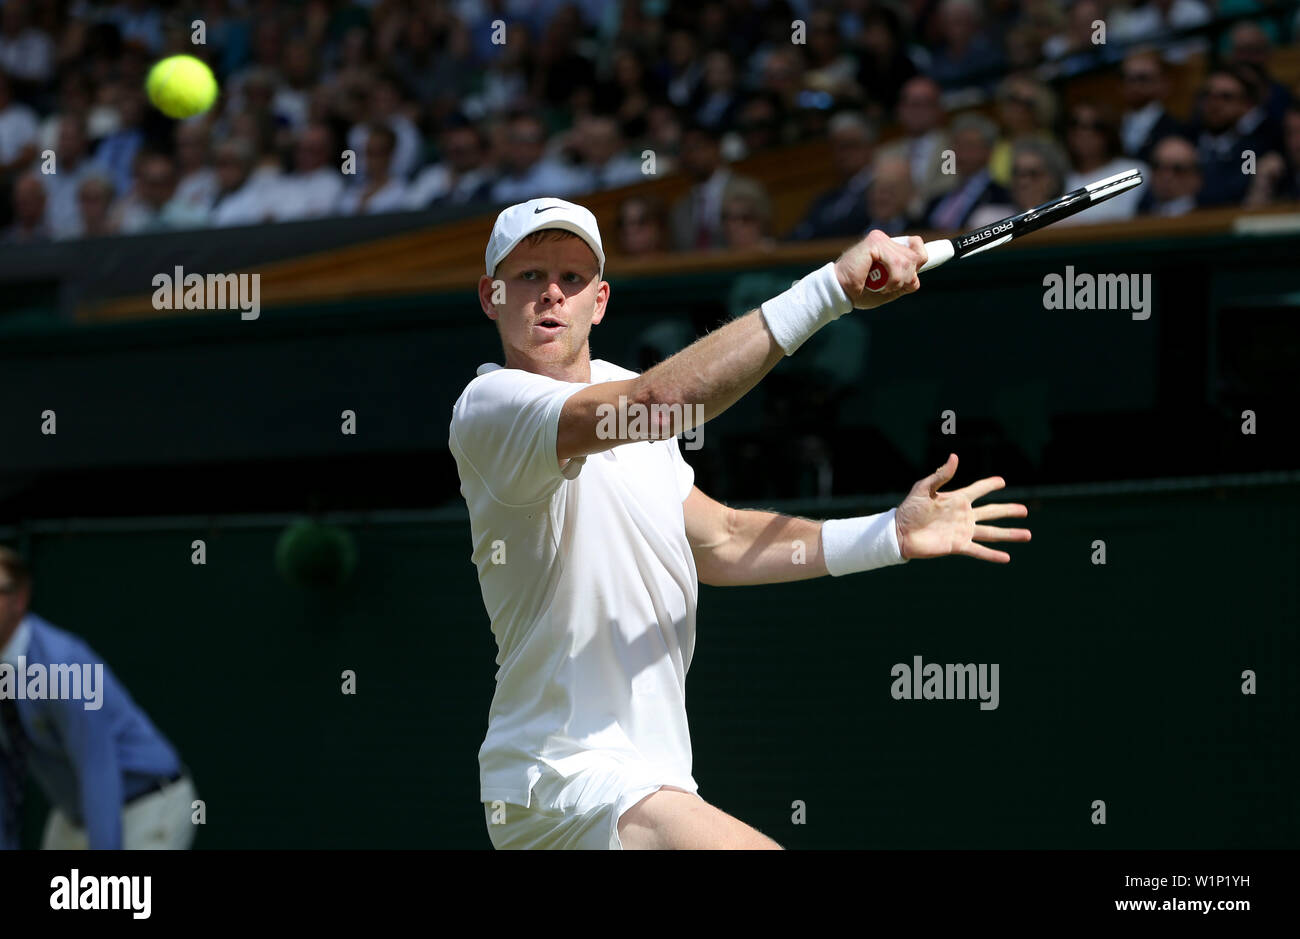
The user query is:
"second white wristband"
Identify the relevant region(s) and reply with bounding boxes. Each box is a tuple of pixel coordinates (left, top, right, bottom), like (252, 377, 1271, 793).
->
(821, 509, 908, 576)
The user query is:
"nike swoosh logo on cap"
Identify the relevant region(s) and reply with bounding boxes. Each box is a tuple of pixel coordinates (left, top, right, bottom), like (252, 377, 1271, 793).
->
(533, 205, 559, 213)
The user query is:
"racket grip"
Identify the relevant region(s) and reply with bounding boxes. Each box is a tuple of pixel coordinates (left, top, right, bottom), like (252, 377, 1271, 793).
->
(865, 237, 953, 291)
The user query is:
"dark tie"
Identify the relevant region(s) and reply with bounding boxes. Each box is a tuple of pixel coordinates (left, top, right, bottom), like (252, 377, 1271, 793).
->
(695, 190, 711, 248)
(934, 182, 970, 231)
(0, 696, 28, 846)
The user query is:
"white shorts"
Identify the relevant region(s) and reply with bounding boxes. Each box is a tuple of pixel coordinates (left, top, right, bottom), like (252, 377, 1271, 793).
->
(484, 782, 669, 850)
(483, 760, 701, 850)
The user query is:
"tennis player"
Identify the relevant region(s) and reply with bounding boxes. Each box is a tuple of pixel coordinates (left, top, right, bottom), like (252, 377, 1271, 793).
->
(451, 197, 1030, 850)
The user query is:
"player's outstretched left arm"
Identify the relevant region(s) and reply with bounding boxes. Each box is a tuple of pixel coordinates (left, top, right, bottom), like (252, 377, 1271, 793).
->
(684, 453, 1030, 586)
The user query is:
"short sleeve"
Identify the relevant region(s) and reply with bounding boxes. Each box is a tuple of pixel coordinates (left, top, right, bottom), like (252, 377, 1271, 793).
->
(669, 438, 696, 501)
(450, 368, 586, 505)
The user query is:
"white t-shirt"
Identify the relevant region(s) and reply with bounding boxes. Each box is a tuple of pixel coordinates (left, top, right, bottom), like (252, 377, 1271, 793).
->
(450, 359, 701, 812)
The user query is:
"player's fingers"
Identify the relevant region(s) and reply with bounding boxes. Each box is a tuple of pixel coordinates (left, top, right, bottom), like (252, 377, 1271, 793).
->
(927, 453, 958, 494)
(907, 235, 928, 269)
(959, 475, 1005, 502)
(972, 524, 1031, 543)
(868, 244, 904, 292)
(959, 542, 1011, 563)
(973, 502, 1027, 521)
(867, 231, 917, 293)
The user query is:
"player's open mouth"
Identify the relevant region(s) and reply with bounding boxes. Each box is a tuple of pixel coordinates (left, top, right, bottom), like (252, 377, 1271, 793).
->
(533, 318, 566, 335)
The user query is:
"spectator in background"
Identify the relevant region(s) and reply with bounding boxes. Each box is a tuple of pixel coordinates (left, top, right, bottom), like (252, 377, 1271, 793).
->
(723, 91, 785, 161)
(615, 193, 668, 257)
(572, 113, 644, 192)
(406, 119, 495, 209)
(1041, 0, 1120, 77)
(592, 45, 660, 140)
(1188, 65, 1274, 207)
(227, 16, 287, 105)
(1233, 61, 1286, 155)
(862, 153, 919, 236)
(719, 176, 774, 251)
(758, 46, 805, 117)
(0, 546, 197, 850)
(804, 9, 860, 100)
(854, 4, 918, 123)
(969, 137, 1071, 228)
(1120, 49, 1187, 164)
(463, 23, 532, 119)
(40, 114, 97, 239)
(927, 0, 1003, 89)
(102, 0, 165, 54)
(1003, 22, 1045, 73)
(116, 151, 206, 233)
(393, 9, 452, 116)
(531, 4, 596, 113)
(1138, 135, 1204, 216)
(1017, 0, 1066, 63)
(1226, 22, 1292, 129)
(1245, 104, 1300, 205)
(661, 28, 703, 110)
(347, 74, 422, 183)
(425, 20, 478, 129)
(1111, 0, 1212, 63)
(691, 50, 742, 132)
(275, 122, 345, 221)
(228, 67, 280, 149)
(71, 170, 117, 238)
(0, 0, 54, 87)
(490, 112, 586, 203)
(1062, 100, 1147, 223)
(988, 74, 1058, 187)
(205, 138, 269, 227)
(0, 69, 37, 176)
(227, 107, 286, 197)
(876, 76, 952, 204)
(92, 87, 147, 197)
(669, 121, 758, 250)
(38, 70, 91, 153)
(642, 102, 683, 176)
(171, 119, 219, 216)
(921, 113, 1010, 231)
(272, 37, 318, 133)
(338, 123, 408, 215)
(787, 111, 876, 241)
(2, 172, 47, 242)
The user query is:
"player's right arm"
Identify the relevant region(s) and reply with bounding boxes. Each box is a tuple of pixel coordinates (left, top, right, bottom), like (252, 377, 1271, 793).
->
(556, 230, 927, 463)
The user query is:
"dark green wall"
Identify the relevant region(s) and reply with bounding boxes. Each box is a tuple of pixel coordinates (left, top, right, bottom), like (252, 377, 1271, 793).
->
(14, 479, 1297, 848)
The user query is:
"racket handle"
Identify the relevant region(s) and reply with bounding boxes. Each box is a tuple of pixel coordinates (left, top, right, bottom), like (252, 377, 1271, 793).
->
(865, 237, 954, 291)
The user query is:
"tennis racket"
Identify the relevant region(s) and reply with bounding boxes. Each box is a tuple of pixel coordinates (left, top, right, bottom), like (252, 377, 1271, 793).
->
(866, 168, 1144, 291)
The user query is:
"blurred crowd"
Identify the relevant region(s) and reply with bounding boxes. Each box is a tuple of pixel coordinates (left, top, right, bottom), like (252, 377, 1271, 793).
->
(0, 0, 1297, 248)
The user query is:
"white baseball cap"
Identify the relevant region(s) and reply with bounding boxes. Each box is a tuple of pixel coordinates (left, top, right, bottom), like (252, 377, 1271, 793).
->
(485, 197, 605, 280)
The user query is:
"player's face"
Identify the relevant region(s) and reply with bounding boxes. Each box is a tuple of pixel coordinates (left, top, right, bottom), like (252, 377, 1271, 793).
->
(481, 235, 609, 380)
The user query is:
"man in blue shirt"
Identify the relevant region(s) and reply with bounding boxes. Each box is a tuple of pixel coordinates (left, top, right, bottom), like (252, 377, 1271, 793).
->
(0, 547, 196, 850)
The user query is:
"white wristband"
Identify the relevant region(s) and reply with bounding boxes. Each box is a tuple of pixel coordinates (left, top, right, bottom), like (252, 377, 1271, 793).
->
(821, 509, 908, 576)
(760, 261, 853, 355)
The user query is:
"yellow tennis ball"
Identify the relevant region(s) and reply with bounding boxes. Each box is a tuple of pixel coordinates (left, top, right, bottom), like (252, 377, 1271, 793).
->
(146, 55, 218, 119)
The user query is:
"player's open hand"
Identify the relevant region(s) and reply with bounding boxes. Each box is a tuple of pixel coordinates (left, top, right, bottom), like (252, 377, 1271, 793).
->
(894, 454, 1031, 563)
(834, 230, 927, 309)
